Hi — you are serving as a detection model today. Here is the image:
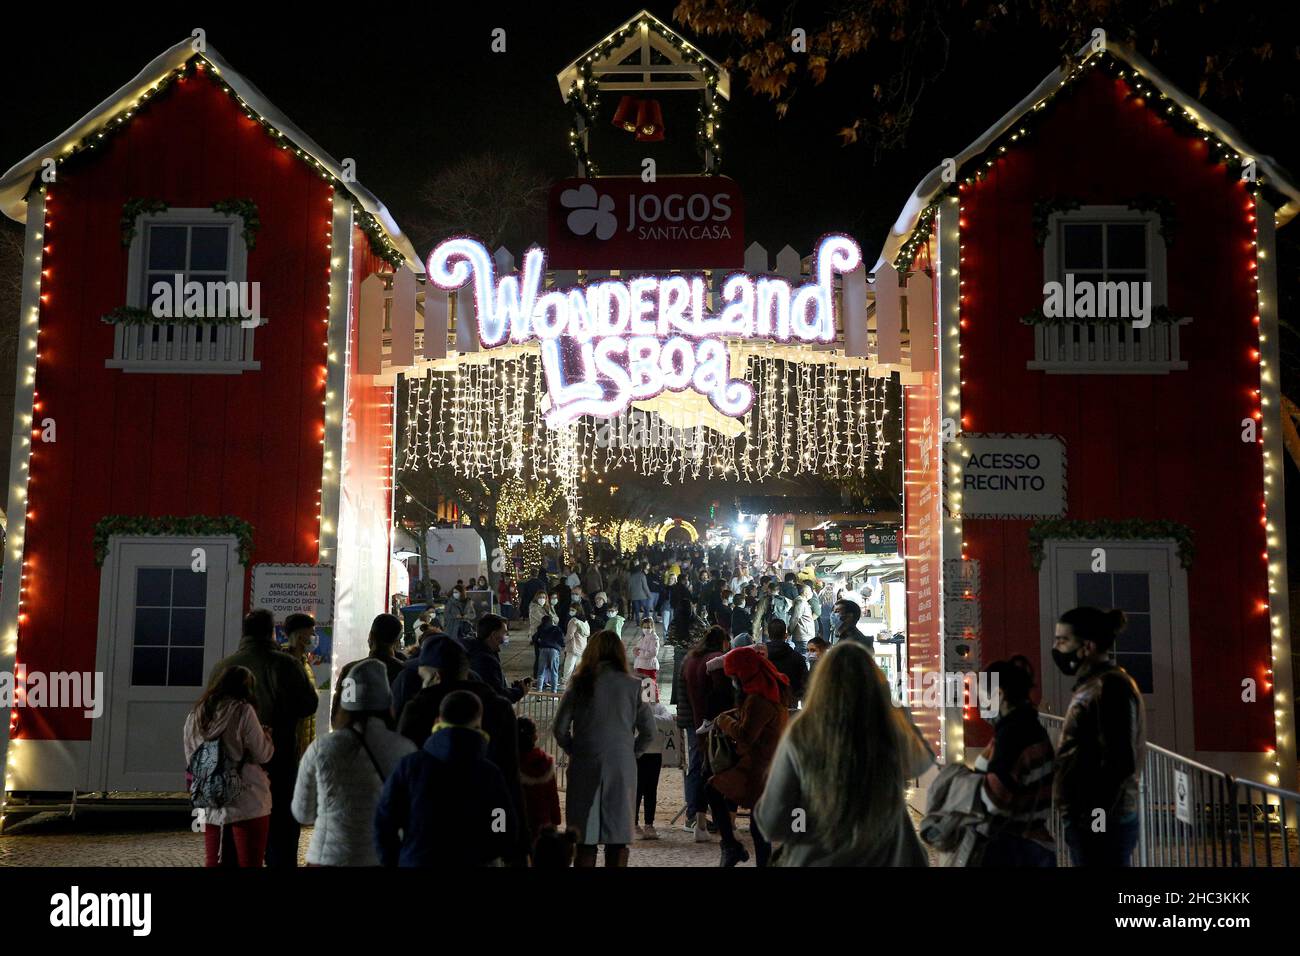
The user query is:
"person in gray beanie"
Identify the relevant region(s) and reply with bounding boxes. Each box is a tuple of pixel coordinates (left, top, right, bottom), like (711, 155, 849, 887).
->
(292, 659, 416, 866)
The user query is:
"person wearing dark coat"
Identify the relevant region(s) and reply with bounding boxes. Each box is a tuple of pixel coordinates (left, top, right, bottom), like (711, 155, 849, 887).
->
(763, 619, 809, 708)
(396, 638, 526, 861)
(467, 614, 531, 704)
(207, 608, 319, 868)
(376, 690, 517, 866)
(332, 613, 406, 730)
(554, 579, 573, 634)
(730, 595, 753, 641)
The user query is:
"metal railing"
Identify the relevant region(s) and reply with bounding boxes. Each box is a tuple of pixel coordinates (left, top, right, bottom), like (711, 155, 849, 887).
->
(1038, 713, 1299, 866)
(516, 691, 568, 791)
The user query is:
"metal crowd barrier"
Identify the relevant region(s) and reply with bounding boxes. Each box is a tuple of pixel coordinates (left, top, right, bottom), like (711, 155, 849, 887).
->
(1038, 713, 1299, 866)
(516, 691, 568, 791)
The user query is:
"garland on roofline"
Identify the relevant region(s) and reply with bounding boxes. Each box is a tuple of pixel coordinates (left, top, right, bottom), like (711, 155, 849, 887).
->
(565, 12, 724, 175)
(54, 56, 406, 270)
(892, 49, 1276, 270)
(1028, 518, 1194, 570)
(93, 515, 254, 566)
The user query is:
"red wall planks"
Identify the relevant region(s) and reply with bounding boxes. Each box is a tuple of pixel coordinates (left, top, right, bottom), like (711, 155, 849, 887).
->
(957, 70, 1272, 754)
(15, 70, 330, 739)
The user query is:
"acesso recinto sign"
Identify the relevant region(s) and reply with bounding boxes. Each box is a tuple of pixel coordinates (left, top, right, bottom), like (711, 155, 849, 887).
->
(546, 176, 744, 270)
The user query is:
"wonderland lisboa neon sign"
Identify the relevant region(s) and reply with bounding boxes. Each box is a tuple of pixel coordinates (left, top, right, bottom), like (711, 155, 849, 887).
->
(427, 234, 861, 426)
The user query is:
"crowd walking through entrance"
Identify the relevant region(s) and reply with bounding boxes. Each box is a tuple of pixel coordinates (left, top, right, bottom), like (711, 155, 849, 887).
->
(184, 540, 1150, 868)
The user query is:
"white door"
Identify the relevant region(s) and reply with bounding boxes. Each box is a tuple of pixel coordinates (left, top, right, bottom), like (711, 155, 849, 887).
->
(1040, 541, 1186, 750)
(94, 537, 242, 791)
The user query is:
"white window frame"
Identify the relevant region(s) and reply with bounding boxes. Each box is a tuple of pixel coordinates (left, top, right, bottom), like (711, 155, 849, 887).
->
(108, 208, 260, 374)
(1031, 205, 1188, 374)
(1036, 538, 1193, 756)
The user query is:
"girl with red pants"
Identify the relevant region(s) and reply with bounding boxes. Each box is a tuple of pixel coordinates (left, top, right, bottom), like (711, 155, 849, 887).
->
(184, 665, 275, 866)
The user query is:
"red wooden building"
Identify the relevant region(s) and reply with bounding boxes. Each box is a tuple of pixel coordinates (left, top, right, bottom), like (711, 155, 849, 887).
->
(897, 40, 1299, 784)
(0, 39, 419, 794)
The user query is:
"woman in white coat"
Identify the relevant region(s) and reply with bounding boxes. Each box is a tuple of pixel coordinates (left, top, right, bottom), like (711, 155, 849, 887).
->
(554, 629, 655, 867)
(291, 659, 415, 866)
(561, 604, 591, 689)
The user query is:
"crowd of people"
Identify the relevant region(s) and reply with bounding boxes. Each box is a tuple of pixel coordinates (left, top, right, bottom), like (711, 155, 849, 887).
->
(184, 540, 1145, 869)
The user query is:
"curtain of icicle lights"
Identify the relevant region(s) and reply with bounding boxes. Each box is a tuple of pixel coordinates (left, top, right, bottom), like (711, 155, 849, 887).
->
(399, 354, 895, 485)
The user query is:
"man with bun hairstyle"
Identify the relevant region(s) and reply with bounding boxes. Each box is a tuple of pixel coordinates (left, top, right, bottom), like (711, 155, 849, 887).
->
(1051, 606, 1146, 867)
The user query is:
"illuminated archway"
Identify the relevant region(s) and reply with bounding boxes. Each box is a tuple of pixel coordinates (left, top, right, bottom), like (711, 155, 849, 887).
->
(655, 518, 699, 544)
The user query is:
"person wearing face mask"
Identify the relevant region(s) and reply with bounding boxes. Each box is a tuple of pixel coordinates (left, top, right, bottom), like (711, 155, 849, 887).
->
(561, 605, 591, 690)
(590, 591, 611, 632)
(973, 657, 1055, 867)
(1051, 606, 1145, 867)
(632, 616, 662, 702)
(830, 598, 869, 647)
(528, 590, 558, 682)
(443, 585, 478, 642)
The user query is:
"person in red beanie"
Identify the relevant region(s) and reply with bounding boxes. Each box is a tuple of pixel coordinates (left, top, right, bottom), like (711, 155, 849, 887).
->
(703, 645, 790, 866)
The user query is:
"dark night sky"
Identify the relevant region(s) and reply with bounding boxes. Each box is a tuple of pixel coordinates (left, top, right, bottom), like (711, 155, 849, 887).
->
(2, 5, 1300, 532)
(0, 4, 1179, 264)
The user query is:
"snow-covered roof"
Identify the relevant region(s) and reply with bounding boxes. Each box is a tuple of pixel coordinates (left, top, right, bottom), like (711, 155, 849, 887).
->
(0, 37, 423, 274)
(876, 37, 1300, 271)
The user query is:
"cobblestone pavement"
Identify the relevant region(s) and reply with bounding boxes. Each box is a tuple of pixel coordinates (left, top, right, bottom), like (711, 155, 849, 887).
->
(0, 617, 924, 867)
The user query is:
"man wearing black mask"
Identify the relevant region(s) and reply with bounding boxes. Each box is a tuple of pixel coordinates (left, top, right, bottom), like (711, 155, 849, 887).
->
(1051, 606, 1145, 867)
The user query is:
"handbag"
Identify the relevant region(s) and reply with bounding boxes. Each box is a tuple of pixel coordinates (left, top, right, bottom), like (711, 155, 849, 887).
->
(707, 718, 739, 775)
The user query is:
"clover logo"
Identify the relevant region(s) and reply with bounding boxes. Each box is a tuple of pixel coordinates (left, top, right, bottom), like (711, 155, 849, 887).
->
(560, 183, 616, 240)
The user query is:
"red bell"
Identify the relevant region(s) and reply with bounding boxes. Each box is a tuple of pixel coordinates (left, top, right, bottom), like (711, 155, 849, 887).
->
(611, 95, 640, 133)
(635, 98, 665, 142)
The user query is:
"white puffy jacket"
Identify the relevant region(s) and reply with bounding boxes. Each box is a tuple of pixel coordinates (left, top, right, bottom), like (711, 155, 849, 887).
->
(292, 718, 416, 866)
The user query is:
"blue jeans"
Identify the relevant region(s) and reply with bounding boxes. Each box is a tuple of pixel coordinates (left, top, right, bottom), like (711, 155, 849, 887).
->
(1064, 812, 1139, 867)
(538, 648, 561, 692)
(683, 725, 705, 818)
(661, 606, 672, 634)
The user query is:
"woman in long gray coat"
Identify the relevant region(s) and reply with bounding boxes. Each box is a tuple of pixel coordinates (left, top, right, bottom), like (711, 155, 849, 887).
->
(554, 628, 655, 867)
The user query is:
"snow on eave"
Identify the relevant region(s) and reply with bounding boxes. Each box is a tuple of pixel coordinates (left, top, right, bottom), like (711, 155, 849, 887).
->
(0, 37, 424, 275)
(875, 37, 1300, 272)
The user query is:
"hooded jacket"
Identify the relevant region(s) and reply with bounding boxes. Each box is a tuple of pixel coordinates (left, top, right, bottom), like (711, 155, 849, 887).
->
(182, 699, 274, 826)
(534, 620, 565, 652)
(375, 726, 517, 867)
(519, 746, 562, 840)
(564, 618, 591, 658)
(291, 717, 416, 865)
